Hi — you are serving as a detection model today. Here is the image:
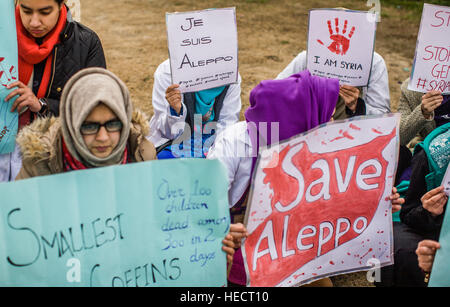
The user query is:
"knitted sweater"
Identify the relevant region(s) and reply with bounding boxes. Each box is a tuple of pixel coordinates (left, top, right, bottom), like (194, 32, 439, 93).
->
(398, 78, 436, 146)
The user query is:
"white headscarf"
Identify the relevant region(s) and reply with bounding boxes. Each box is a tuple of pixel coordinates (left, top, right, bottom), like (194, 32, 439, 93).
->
(60, 68, 133, 167)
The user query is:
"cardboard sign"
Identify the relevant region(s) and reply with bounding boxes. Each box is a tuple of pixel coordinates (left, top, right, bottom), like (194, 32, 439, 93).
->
(429, 198, 450, 286)
(0, 0, 19, 154)
(242, 114, 399, 287)
(408, 3, 450, 94)
(166, 8, 239, 93)
(0, 159, 230, 287)
(306, 9, 377, 86)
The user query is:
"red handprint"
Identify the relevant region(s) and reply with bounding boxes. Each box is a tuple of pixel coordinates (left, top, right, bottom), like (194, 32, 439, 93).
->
(0, 56, 17, 88)
(317, 18, 356, 56)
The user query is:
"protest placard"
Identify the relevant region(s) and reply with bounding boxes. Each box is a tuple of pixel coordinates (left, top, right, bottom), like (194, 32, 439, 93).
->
(408, 3, 450, 94)
(306, 8, 377, 86)
(429, 197, 450, 287)
(0, 159, 230, 287)
(0, 0, 19, 154)
(242, 114, 399, 287)
(166, 8, 239, 93)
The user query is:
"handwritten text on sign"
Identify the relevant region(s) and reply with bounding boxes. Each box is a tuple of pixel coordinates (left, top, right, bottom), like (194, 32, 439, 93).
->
(307, 9, 377, 87)
(0, 159, 230, 287)
(166, 8, 238, 93)
(408, 3, 450, 94)
(242, 115, 399, 287)
(0, 0, 19, 154)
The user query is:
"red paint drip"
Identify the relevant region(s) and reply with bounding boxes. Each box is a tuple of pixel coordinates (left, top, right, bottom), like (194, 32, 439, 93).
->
(372, 128, 383, 134)
(349, 123, 361, 131)
(329, 130, 355, 142)
(360, 248, 373, 259)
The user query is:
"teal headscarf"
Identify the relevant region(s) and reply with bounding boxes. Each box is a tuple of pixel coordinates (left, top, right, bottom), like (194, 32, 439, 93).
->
(194, 86, 226, 123)
(429, 129, 450, 170)
(415, 122, 450, 191)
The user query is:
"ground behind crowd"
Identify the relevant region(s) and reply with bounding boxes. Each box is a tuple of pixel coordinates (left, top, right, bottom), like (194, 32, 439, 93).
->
(79, 0, 429, 286)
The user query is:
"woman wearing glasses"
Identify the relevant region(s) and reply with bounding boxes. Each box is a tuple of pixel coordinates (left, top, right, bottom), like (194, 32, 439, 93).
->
(15, 68, 155, 178)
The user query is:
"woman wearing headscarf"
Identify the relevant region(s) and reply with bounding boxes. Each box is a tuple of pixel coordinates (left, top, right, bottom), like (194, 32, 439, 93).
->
(1, 0, 106, 182)
(15, 67, 154, 178)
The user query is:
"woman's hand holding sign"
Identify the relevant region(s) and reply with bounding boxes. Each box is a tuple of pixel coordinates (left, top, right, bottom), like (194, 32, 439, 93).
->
(416, 240, 440, 273)
(389, 187, 405, 214)
(222, 234, 236, 264)
(421, 186, 448, 217)
(165, 84, 182, 115)
(421, 91, 443, 119)
(229, 223, 248, 249)
(4, 81, 41, 113)
(339, 85, 359, 113)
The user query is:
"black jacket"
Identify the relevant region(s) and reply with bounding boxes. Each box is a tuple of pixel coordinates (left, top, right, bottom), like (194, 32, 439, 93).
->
(400, 149, 445, 238)
(35, 8, 106, 116)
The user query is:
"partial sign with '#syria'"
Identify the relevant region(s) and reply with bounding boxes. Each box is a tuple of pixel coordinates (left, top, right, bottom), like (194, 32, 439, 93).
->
(0, 159, 230, 287)
(408, 3, 450, 94)
(166, 7, 239, 93)
(243, 114, 400, 287)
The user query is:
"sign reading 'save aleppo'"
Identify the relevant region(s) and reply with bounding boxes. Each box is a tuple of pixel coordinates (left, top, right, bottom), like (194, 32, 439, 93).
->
(243, 114, 399, 287)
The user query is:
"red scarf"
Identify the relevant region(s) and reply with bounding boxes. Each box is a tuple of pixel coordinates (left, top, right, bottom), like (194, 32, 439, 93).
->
(62, 138, 129, 172)
(15, 5, 67, 129)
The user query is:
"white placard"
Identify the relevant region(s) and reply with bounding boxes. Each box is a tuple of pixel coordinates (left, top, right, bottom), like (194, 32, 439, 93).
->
(408, 3, 450, 94)
(242, 114, 400, 287)
(166, 8, 239, 93)
(442, 164, 450, 196)
(306, 9, 377, 86)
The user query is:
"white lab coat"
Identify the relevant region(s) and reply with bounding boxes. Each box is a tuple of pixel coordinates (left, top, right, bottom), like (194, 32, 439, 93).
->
(0, 144, 22, 182)
(207, 121, 253, 208)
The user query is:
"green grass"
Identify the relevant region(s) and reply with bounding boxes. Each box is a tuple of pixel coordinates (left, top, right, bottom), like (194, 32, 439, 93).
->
(243, 0, 270, 3)
(380, 0, 449, 22)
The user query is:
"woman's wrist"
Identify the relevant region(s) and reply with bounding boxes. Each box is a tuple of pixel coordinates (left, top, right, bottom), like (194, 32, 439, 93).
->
(421, 105, 434, 120)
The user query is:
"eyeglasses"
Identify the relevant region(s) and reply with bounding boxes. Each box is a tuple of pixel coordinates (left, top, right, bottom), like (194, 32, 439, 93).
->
(80, 119, 123, 135)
